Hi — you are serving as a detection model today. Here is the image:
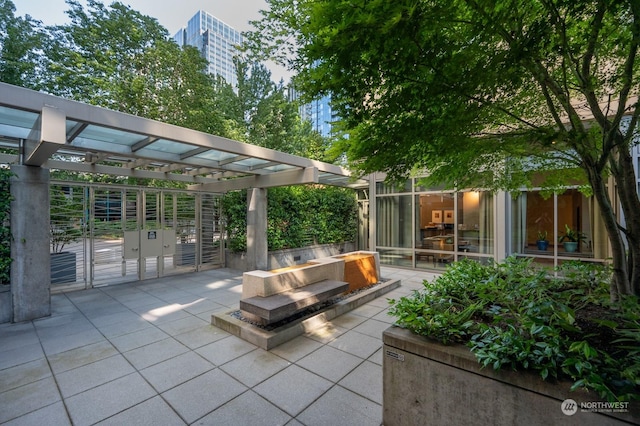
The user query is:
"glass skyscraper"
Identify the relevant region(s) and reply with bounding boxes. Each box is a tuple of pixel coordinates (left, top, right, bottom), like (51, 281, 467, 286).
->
(173, 11, 242, 87)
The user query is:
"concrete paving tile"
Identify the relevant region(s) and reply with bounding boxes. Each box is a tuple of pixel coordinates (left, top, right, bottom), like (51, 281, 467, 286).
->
(368, 348, 383, 365)
(55, 354, 135, 398)
(140, 351, 214, 393)
(253, 365, 332, 417)
(97, 316, 155, 339)
(303, 322, 347, 344)
(122, 337, 189, 370)
(372, 307, 395, 324)
(269, 335, 323, 363)
(0, 322, 38, 352)
(328, 330, 382, 359)
(195, 335, 257, 366)
(140, 305, 192, 324)
(353, 318, 392, 339)
(195, 390, 291, 426)
(65, 373, 156, 426)
(349, 303, 387, 319)
(0, 358, 51, 392)
(108, 326, 170, 353)
(162, 369, 247, 424)
(329, 312, 367, 329)
(284, 420, 304, 426)
(48, 340, 119, 374)
(155, 315, 208, 336)
(366, 296, 394, 308)
(33, 313, 94, 338)
(296, 385, 381, 426)
(297, 345, 362, 383)
(95, 396, 186, 426)
(0, 343, 44, 370)
(2, 402, 70, 426)
(88, 309, 144, 329)
(173, 324, 231, 349)
(181, 299, 227, 315)
(39, 328, 106, 356)
(338, 360, 382, 404)
(122, 296, 168, 311)
(219, 348, 290, 387)
(0, 377, 61, 423)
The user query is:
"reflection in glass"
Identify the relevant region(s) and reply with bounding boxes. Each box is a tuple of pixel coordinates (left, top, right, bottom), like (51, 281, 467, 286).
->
(376, 195, 412, 248)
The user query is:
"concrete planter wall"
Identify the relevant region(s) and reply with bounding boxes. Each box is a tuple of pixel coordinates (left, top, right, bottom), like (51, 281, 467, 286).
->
(225, 242, 355, 272)
(382, 326, 639, 426)
(0, 286, 11, 323)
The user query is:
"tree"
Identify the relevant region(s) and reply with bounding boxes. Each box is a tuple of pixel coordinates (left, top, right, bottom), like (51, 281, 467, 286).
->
(41, 0, 225, 134)
(232, 57, 331, 159)
(0, 0, 45, 88)
(247, 0, 640, 299)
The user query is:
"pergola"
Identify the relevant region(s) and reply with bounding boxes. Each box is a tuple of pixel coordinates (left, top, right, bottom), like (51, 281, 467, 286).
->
(0, 82, 368, 322)
(0, 83, 366, 191)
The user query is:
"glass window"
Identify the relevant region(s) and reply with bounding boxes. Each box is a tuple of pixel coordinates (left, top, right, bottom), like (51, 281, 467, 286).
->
(511, 189, 601, 262)
(457, 191, 493, 255)
(376, 195, 412, 248)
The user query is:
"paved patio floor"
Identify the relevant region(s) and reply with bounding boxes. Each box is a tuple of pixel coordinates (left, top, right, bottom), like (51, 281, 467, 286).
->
(0, 266, 437, 426)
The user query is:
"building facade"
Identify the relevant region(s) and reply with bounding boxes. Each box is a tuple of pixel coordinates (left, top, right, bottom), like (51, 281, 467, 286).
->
(173, 10, 242, 87)
(369, 133, 640, 271)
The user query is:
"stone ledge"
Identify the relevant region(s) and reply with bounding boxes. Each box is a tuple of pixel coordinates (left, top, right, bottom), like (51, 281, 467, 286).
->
(212, 278, 400, 350)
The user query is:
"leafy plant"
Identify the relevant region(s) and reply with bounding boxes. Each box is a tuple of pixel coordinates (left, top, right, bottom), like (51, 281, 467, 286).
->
(558, 224, 587, 244)
(388, 257, 640, 402)
(536, 230, 548, 242)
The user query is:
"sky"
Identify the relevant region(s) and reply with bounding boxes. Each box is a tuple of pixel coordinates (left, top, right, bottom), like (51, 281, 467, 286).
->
(13, 0, 291, 82)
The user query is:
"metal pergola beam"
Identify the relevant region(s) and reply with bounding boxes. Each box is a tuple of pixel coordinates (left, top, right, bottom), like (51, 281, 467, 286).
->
(23, 106, 66, 166)
(190, 167, 319, 192)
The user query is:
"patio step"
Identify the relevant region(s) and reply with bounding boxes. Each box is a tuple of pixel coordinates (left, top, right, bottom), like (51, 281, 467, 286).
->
(240, 279, 349, 325)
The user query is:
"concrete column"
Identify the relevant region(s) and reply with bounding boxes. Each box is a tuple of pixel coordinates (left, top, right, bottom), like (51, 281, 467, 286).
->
(10, 165, 51, 322)
(494, 191, 508, 262)
(246, 187, 268, 271)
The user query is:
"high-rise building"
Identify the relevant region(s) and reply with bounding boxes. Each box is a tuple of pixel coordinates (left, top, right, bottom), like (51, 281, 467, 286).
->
(289, 87, 336, 138)
(173, 10, 242, 87)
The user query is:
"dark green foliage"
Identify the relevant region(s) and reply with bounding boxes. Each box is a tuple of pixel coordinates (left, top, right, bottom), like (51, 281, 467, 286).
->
(0, 169, 11, 284)
(388, 257, 640, 401)
(248, 0, 640, 298)
(221, 186, 357, 253)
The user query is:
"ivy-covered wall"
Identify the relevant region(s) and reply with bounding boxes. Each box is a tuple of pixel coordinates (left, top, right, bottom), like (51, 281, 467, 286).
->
(221, 186, 358, 253)
(0, 169, 11, 285)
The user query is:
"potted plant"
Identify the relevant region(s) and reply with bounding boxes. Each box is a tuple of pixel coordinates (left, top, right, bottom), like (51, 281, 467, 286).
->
(536, 230, 549, 251)
(558, 224, 586, 253)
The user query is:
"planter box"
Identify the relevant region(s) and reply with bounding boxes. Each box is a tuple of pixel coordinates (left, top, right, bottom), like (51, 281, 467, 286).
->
(382, 326, 639, 426)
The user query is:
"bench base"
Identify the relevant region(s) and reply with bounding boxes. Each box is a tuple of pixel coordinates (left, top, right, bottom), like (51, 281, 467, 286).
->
(240, 279, 349, 325)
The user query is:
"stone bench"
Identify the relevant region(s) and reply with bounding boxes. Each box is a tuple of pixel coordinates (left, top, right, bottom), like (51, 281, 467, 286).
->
(239, 251, 380, 326)
(240, 279, 349, 325)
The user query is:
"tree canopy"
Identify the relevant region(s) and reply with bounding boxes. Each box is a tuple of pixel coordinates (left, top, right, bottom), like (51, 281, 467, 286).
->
(247, 0, 640, 298)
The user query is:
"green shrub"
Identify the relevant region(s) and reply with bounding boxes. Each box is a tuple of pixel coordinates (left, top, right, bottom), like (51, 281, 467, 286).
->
(220, 185, 357, 253)
(388, 257, 640, 402)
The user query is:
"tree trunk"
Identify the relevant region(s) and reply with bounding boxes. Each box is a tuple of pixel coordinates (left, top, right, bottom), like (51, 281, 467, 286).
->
(610, 144, 640, 297)
(587, 165, 631, 299)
